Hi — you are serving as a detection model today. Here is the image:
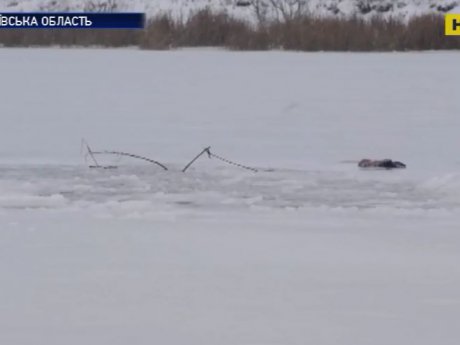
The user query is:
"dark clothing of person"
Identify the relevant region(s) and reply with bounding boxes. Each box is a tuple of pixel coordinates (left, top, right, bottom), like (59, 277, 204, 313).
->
(358, 159, 406, 169)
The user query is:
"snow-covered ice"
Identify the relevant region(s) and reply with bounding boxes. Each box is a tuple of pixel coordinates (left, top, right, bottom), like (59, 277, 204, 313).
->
(1, 48, 460, 344)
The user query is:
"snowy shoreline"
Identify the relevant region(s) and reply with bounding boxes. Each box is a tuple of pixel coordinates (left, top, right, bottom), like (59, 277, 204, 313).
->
(1, 0, 459, 21)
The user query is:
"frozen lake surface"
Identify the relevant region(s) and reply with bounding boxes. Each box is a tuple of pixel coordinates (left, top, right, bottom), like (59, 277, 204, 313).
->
(2, 164, 460, 214)
(1, 49, 460, 345)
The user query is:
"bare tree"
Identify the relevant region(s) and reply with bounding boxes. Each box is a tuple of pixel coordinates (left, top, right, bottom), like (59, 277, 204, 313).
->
(269, 0, 308, 21)
(251, 0, 308, 22)
(251, 0, 269, 23)
(84, 0, 118, 12)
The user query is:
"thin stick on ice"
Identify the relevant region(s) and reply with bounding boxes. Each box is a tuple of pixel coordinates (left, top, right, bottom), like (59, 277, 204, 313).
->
(81, 138, 103, 168)
(183, 146, 259, 173)
(91, 150, 168, 171)
(182, 146, 211, 172)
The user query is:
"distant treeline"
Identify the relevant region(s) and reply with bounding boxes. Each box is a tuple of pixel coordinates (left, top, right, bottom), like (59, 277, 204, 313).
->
(0, 10, 458, 51)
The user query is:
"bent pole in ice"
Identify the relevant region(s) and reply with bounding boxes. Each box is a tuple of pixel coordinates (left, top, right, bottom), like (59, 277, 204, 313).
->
(81, 139, 168, 170)
(91, 150, 168, 171)
(182, 146, 211, 173)
(208, 151, 259, 172)
(182, 146, 259, 173)
(81, 138, 102, 168)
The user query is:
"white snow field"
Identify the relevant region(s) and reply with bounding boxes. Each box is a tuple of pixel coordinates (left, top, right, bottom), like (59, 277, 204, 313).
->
(1, 49, 460, 345)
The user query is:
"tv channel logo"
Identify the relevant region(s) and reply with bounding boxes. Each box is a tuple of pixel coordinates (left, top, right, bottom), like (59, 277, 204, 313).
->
(445, 14, 460, 36)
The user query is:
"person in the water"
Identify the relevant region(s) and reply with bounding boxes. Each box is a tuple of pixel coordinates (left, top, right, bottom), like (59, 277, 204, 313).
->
(358, 159, 406, 169)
